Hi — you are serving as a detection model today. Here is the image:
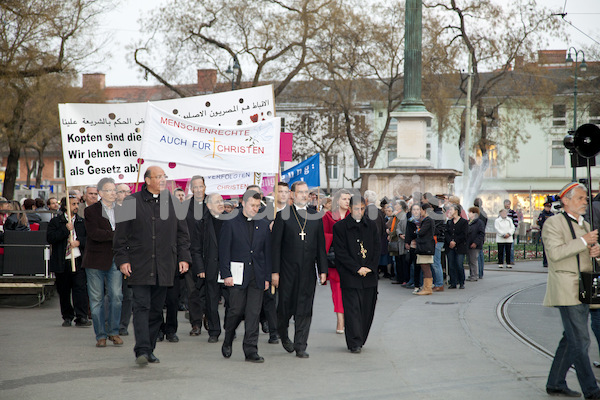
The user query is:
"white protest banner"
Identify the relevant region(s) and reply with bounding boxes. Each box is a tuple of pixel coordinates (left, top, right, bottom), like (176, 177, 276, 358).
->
(58, 85, 275, 187)
(203, 171, 254, 196)
(141, 103, 280, 175)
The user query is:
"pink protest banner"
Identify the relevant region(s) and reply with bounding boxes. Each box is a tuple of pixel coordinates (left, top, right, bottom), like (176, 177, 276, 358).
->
(280, 132, 293, 162)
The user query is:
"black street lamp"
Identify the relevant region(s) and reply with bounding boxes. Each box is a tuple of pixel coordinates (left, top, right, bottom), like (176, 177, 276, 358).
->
(225, 55, 240, 91)
(565, 47, 587, 181)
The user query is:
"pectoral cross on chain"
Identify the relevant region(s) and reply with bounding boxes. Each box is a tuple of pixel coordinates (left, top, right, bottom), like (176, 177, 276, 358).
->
(299, 231, 306, 241)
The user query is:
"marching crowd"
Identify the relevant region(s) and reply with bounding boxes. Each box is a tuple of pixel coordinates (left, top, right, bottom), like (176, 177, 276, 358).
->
(0, 169, 531, 366)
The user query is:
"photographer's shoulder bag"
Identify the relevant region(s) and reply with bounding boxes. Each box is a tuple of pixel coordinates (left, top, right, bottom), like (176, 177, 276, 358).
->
(563, 212, 600, 304)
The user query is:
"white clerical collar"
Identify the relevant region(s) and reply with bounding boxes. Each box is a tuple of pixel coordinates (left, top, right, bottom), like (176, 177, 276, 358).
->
(277, 204, 287, 212)
(152, 193, 159, 198)
(355, 219, 361, 223)
(247, 217, 252, 221)
(212, 213, 220, 219)
(295, 204, 307, 210)
(567, 212, 584, 226)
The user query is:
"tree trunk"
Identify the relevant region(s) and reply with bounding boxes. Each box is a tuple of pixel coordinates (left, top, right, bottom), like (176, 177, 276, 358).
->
(3, 146, 21, 200)
(35, 149, 44, 188)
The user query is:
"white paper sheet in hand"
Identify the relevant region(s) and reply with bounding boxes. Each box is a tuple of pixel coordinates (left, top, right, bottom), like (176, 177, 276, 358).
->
(217, 262, 244, 285)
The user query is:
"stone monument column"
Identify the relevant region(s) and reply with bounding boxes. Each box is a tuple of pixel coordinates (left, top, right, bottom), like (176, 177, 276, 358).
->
(389, 0, 432, 168)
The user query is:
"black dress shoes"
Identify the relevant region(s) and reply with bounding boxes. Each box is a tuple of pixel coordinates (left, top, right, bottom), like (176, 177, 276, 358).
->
(245, 353, 265, 363)
(222, 344, 232, 358)
(148, 353, 160, 363)
(74, 318, 92, 327)
(261, 321, 269, 333)
(208, 336, 219, 343)
(156, 331, 165, 342)
(296, 351, 309, 359)
(281, 338, 294, 353)
(62, 319, 72, 327)
(268, 336, 280, 344)
(546, 387, 582, 397)
(350, 347, 362, 354)
(166, 333, 179, 343)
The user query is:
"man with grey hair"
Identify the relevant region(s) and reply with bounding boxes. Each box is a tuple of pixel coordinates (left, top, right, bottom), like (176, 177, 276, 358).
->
(78, 185, 99, 218)
(82, 177, 123, 348)
(543, 182, 600, 398)
(364, 190, 388, 278)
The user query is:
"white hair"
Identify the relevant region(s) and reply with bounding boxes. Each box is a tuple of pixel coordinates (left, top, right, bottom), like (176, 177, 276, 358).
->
(364, 190, 377, 204)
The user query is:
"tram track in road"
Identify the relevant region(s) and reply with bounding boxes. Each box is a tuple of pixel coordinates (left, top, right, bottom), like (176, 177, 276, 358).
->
(497, 282, 554, 360)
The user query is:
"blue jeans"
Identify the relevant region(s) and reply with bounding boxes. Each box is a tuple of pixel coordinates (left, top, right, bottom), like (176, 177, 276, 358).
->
(478, 249, 484, 278)
(431, 242, 444, 287)
(510, 237, 515, 263)
(590, 308, 600, 358)
(547, 304, 600, 397)
(446, 248, 465, 286)
(86, 262, 123, 340)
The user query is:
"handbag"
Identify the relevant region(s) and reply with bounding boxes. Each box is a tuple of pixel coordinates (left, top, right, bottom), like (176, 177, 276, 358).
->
(388, 240, 400, 253)
(563, 212, 600, 304)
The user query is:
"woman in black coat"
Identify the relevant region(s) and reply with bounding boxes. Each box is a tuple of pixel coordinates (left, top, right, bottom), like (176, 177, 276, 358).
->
(414, 203, 436, 295)
(466, 206, 486, 281)
(444, 203, 469, 289)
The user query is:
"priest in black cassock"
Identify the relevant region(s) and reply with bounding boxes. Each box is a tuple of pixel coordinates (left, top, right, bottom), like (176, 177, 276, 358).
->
(332, 195, 379, 354)
(271, 181, 327, 358)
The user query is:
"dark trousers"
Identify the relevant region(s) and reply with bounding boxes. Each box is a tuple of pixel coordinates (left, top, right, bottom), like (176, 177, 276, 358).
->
(260, 288, 278, 338)
(277, 295, 314, 352)
(394, 254, 409, 283)
(55, 267, 88, 321)
(547, 304, 600, 397)
(498, 243, 511, 265)
(131, 285, 168, 357)
(184, 271, 205, 328)
(341, 286, 378, 350)
(223, 276, 264, 357)
(541, 239, 548, 267)
(161, 275, 181, 335)
(203, 278, 222, 337)
(120, 276, 133, 332)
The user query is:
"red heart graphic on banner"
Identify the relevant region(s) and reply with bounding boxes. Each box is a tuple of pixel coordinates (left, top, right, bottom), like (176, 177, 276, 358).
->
(168, 162, 176, 169)
(250, 114, 258, 123)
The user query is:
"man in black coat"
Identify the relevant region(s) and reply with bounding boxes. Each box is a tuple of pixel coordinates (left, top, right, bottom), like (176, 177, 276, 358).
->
(191, 193, 225, 343)
(47, 195, 90, 327)
(219, 190, 272, 363)
(182, 175, 208, 337)
(333, 196, 380, 354)
(114, 166, 191, 366)
(271, 181, 327, 358)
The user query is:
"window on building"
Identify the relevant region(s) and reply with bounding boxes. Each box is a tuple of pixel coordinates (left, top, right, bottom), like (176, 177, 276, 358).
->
(28, 160, 39, 179)
(355, 115, 366, 133)
(54, 160, 64, 179)
(301, 114, 313, 133)
(353, 157, 360, 179)
(426, 143, 431, 160)
(378, 111, 383, 118)
(553, 104, 566, 126)
(388, 147, 397, 166)
(280, 117, 286, 132)
(327, 114, 339, 137)
(477, 106, 499, 127)
(590, 103, 600, 125)
(551, 140, 565, 166)
(327, 155, 338, 180)
(388, 118, 397, 134)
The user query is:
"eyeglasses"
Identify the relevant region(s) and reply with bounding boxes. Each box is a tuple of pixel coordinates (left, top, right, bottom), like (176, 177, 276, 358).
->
(117, 190, 131, 194)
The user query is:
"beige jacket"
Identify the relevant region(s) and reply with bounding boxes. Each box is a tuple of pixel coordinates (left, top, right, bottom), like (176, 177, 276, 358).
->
(542, 212, 593, 306)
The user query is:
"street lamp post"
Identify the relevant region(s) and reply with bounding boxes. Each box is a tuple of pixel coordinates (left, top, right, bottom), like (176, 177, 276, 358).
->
(565, 47, 587, 181)
(225, 55, 240, 91)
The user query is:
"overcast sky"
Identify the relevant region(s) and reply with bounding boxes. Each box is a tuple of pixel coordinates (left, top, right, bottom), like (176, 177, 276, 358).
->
(85, 0, 600, 87)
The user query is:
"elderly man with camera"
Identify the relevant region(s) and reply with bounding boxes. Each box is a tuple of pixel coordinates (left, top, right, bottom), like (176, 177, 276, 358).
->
(543, 182, 600, 399)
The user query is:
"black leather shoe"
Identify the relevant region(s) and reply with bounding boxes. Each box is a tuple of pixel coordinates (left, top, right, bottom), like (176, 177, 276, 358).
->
(281, 338, 294, 353)
(448, 285, 457, 289)
(119, 329, 129, 336)
(585, 391, 600, 399)
(268, 336, 280, 344)
(296, 351, 309, 358)
(208, 336, 219, 343)
(62, 319, 72, 327)
(148, 353, 160, 363)
(189, 325, 201, 336)
(350, 347, 362, 354)
(261, 321, 269, 333)
(156, 331, 164, 342)
(546, 387, 581, 397)
(222, 344, 232, 358)
(166, 333, 179, 343)
(245, 353, 265, 363)
(74, 318, 92, 327)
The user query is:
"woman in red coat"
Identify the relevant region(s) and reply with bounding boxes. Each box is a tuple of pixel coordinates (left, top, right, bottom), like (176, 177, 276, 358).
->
(323, 189, 351, 334)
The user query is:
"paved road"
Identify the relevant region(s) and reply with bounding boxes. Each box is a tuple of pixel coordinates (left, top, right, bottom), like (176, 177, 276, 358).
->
(0, 262, 593, 400)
